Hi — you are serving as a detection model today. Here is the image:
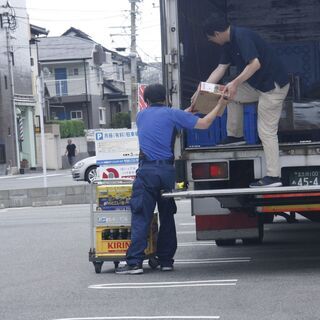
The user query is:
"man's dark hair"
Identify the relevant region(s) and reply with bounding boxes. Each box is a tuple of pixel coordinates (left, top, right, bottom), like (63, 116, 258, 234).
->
(202, 13, 229, 35)
(143, 83, 166, 104)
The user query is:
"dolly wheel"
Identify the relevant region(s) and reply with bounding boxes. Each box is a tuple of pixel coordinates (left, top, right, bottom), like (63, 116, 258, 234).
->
(148, 257, 159, 269)
(93, 262, 103, 274)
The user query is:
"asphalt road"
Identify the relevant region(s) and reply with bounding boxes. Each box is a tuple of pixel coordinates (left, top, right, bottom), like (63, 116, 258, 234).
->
(1, 200, 320, 320)
(0, 169, 86, 190)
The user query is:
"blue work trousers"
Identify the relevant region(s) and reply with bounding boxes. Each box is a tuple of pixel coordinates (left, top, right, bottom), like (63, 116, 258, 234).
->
(126, 162, 177, 267)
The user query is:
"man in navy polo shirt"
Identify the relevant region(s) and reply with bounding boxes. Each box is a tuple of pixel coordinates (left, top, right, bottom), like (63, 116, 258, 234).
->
(116, 83, 228, 274)
(193, 14, 289, 188)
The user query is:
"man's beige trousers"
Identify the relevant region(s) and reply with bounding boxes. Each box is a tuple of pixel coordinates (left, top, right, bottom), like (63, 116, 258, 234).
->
(227, 82, 290, 177)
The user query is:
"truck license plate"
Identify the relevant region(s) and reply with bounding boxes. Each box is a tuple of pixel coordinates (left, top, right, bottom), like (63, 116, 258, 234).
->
(289, 169, 320, 186)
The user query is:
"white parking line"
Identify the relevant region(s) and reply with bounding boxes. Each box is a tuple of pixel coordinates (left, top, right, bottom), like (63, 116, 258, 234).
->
(177, 231, 195, 234)
(53, 316, 220, 320)
(173, 257, 251, 264)
(17, 173, 65, 180)
(178, 241, 215, 247)
(89, 279, 237, 290)
(139, 257, 250, 267)
(179, 223, 194, 226)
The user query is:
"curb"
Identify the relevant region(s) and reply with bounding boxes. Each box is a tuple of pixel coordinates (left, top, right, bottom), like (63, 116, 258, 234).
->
(0, 185, 94, 208)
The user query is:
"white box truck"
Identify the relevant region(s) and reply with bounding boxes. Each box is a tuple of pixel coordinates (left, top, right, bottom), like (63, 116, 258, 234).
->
(160, 0, 320, 245)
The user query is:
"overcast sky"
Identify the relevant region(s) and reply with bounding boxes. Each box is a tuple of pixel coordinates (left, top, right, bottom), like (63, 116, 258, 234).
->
(25, 0, 161, 63)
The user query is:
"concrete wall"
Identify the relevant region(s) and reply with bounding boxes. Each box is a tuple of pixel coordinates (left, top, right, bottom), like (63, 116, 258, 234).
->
(36, 134, 89, 170)
(36, 133, 61, 170)
(0, 185, 93, 208)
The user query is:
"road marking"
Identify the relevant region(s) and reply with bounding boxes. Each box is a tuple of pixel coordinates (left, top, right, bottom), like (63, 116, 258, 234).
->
(179, 223, 194, 226)
(17, 173, 65, 180)
(139, 257, 250, 267)
(89, 279, 237, 290)
(173, 257, 251, 264)
(178, 241, 215, 247)
(53, 316, 220, 320)
(177, 231, 195, 234)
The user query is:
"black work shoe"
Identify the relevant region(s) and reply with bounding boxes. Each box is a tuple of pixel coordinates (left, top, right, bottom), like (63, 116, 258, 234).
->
(249, 176, 282, 188)
(115, 263, 143, 275)
(218, 136, 246, 146)
(160, 265, 174, 272)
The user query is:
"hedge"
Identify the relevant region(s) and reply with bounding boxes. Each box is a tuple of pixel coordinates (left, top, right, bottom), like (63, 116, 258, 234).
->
(111, 112, 131, 129)
(51, 120, 85, 138)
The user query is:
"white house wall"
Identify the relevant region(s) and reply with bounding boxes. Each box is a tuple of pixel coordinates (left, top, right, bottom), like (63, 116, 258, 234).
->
(0, 0, 36, 172)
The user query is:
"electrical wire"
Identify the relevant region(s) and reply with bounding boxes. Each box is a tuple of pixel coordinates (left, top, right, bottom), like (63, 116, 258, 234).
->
(13, 5, 128, 14)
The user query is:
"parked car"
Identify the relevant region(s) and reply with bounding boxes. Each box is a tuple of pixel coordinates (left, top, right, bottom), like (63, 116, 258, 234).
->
(72, 156, 98, 183)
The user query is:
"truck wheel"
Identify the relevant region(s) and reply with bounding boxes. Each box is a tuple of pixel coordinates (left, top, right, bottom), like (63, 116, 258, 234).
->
(263, 213, 274, 224)
(242, 237, 262, 245)
(215, 239, 236, 246)
(242, 218, 264, 245)
(298, 211, 320, 222)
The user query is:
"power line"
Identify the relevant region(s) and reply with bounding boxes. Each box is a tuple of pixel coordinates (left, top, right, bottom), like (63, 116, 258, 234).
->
(14, 5, 128, 13)
(18, 14, 126, 22)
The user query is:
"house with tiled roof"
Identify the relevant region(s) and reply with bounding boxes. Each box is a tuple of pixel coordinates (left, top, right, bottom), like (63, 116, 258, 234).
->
(37, 28, 133, 129)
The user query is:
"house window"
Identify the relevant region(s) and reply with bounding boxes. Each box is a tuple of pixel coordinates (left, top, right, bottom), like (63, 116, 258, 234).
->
(69, 68, 79, 76)
(99, 107, 106, 125)
(113, 63, 123, 81)
(70, 110, 83, 119)
(55, 68, 68, 96)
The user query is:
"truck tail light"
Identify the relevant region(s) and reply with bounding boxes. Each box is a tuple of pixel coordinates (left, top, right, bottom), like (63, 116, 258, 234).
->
(192, 162, 229, 180)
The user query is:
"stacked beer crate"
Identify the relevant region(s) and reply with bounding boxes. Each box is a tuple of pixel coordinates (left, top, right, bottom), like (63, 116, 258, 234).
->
(95, 183, 157, 258)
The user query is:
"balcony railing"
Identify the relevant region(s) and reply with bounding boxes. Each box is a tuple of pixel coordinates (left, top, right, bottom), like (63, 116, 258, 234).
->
(44, 78, 87, 97)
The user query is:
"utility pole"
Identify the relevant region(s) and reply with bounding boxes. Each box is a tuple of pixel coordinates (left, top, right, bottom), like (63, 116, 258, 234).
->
(129, 0, 140, 124)
(37, 72, 47, 188)
(4, 14, 20, 172)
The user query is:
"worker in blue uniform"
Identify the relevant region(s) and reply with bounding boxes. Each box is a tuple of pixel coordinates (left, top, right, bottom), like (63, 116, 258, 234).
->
(116, 83, 228, 274)
(191, 13, 290, 188)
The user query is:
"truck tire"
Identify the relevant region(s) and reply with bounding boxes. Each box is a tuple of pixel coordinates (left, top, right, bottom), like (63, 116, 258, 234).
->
(215, 239, 236, 246)
(263, 213, 274, 224)
(242, 218, 264, 245)
(298, 212, 320, 222)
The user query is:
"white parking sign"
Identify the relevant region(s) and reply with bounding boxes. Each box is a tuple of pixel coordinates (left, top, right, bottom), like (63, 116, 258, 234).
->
(94, 128, 139, 179)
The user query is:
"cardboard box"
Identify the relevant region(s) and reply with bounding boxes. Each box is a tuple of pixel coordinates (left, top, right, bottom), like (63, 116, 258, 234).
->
(192, 82, 225, 115)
